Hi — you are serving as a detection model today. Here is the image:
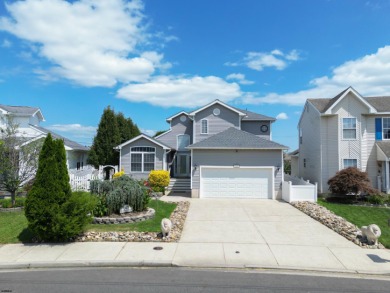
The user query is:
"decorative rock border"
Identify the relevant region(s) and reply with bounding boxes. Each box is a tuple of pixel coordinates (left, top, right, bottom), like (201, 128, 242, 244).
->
(291, 201, 385, 249)
(0, 207, 23, 213)
(76, 201, 190, 242)
(92, 208, 155, 224)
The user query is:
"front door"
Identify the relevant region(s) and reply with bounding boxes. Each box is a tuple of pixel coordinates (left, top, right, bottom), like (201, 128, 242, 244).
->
(176, 154, 190, 177)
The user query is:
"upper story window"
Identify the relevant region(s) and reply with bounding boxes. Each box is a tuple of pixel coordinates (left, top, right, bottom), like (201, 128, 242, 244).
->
(383, 118, 390, 139)
(343, 159, 357, 169)
(342, 118, 357, 139)
(177, 134, 190, 151)
(299, 128, 302, 144)
(130, 147, 155, 172)
(201, 119, 208, 134)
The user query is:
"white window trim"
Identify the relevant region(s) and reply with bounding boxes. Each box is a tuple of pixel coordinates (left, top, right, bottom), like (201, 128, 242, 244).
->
(201, 119, 208, 134)
(382, 117, 390, 140)
(342, 117, 357, 140)
(343, 158, 358, 169)
(130, 146, 156, 173)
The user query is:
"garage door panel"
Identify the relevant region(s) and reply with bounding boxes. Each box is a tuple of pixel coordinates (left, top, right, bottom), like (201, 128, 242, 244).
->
(201, 167, 272, 199)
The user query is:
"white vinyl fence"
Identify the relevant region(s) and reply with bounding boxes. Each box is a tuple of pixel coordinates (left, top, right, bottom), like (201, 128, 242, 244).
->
(69, 173, 99, 191)
(282, 174, 317, 203)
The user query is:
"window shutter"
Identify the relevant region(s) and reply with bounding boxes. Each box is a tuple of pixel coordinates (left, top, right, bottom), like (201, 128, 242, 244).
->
(375, 118, 382, 141)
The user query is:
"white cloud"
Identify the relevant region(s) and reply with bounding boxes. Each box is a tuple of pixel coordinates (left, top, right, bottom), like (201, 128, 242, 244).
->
(0, 0, 171, 87)
(117, 75, 241, 108)
(226, 49, 301, 71)
(47, 124, 97, 138)
(226, 73, 254, 85)
(1, 39, 11, 48)
(276, 112, 288, 120)
(141, 129, 156, 136)
(242, 46, 390, 106)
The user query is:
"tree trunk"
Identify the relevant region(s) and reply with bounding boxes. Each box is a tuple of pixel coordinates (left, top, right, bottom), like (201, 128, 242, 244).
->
(11, 190, 16, 207)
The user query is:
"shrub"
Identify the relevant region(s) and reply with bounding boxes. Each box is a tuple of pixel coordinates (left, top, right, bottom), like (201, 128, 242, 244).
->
(113, 168, 125, 179)
(0, 197, 25, 208)
(25, 134, 95, 242)
(327, 167, 378, 198)
(92, 194, 108, 217)
(148, 170, 170, 192)
(90, 175, 149, 215)
(0, 199, 12, 208)
(367, 194, 386, 205)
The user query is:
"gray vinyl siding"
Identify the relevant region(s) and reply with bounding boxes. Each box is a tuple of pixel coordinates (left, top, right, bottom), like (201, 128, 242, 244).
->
(120, 137, 164, 180)
(298, 102, 322, 190)
(194, 106, 240, 143)
(241, 121, 271, 139)
(192, 149, 283, 191)
(364, 116, 379, 189)
(156, 115, 193, 149)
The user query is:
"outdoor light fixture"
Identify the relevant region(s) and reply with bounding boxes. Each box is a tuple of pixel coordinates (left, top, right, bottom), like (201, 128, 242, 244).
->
(194, 164, 198, 170)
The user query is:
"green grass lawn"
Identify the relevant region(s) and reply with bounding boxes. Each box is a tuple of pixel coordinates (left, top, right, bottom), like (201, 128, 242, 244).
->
(318, 198, 390, 248)
(0, 200, 177, 243)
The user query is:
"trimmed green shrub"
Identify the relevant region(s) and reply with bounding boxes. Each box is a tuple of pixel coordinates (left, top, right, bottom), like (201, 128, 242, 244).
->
(328, 167, 378, 198)
(92, 194, 108, 217)
(367, 194, 386, 205)
(0, 197, 25, 208)
(0, 199, 12, 208)
(148, 170, 170, 192)
(25, 134, 96, 242)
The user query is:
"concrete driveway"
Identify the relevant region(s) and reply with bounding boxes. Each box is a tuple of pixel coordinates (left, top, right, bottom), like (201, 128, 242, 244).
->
(173, 199, 390, 272)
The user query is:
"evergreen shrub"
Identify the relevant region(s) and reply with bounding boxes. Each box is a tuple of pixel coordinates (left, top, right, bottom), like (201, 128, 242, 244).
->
(148, 170, 170, 193)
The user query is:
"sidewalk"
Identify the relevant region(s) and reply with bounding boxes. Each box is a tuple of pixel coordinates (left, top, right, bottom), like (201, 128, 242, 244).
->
(0, 241, 390, 275)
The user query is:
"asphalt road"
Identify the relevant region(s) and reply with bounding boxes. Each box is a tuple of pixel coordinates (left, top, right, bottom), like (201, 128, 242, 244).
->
(0, 267, 389, 293)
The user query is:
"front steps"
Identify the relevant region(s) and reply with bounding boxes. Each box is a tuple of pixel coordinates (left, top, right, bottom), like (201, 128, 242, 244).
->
(167, 178, 191, 193)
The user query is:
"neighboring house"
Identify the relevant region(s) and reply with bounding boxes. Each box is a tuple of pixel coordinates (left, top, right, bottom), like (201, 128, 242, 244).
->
(297, 87, 390, 193)
(0, 104, 89, 171)
(115, 100, 288, 199)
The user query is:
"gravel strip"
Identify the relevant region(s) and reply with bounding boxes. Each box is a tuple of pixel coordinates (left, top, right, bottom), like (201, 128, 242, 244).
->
(291, 201, 385, 249)
(76, 201, 190, 243)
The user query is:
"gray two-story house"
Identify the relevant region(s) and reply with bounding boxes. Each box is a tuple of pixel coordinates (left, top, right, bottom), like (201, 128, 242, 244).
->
(296, 87, 390, 194)
(115, 100, 287, 199)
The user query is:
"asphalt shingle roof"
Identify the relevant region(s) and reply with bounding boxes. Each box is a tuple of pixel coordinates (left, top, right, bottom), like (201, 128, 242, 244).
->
(307, 89, 390, 113)
(232, 107, 276, 121)
(187, 127, 288, 149)
(0, 104, 40, 116)
(376, 141, 390, 157)
(31, 125, 89, 151)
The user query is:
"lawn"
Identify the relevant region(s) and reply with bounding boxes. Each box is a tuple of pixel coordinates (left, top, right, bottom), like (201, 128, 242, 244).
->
(0, 200, 177, 243)
(318, 198, 390, 248)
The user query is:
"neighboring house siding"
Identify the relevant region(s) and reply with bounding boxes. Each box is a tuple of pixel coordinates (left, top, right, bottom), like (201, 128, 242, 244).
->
(365, 117, 378, 189)
(194, 106, 240, 143)
(320, 115, 339, 192)
(120, 137, 164, 180)
(299, 102, 322, 189)
(241, 121, 271, 139)
(332, 92, 367, 170)
(156, 115, 193, 149)
(191, 149, 283, 191)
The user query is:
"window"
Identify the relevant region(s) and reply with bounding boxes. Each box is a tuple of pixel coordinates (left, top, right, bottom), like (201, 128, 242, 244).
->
(130, 147, 155, 172)
(383, 118, 390, 139)
(201, 119, 208, 134)
(342, 118, 357, 139)
(343, 159, 357, 168)
(177, 134, 190, 151)
(299, 128, 302, 144)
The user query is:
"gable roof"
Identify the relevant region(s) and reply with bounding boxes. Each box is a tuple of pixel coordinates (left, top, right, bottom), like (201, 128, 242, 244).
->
(30, 125, 89, 151)
(231, 107, 276, 121)
(189, 100, 246, 116)
(187, 127, 288, 150)
(0, 104, 45, 121)
(307, 87, 380, 114)
(114, 133, 171, 150)
(376, 141, 390, 158)
(166, 111, 190, 122)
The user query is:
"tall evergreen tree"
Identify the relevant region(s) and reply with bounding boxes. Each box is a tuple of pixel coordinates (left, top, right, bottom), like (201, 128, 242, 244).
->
(88, 107, 140, 167)
(25, 134, 71, 240)
(88, 106, 120, 167)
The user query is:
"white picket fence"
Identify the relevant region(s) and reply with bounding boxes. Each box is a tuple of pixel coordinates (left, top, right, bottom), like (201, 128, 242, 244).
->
(282, 174, 318, 203)
(69, 173, 99, 191)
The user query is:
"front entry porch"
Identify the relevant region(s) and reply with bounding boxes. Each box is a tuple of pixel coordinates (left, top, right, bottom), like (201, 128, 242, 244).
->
(168, 151, 191, 179)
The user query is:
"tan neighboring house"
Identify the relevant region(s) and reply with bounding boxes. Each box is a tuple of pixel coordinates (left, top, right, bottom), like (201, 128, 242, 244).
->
(297, 87, 390, 193)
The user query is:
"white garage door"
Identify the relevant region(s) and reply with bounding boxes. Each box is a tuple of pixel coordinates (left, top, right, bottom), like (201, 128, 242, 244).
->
(200, 167, 273, 199)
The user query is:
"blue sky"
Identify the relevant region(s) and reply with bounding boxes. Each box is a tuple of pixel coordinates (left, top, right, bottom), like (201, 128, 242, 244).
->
(1, 0, 390, 150)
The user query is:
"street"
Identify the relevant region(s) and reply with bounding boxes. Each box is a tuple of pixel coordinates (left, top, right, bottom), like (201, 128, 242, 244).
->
(0, 267, 389, 293)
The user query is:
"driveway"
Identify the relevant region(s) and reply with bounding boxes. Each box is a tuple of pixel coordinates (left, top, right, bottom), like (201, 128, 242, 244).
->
(173, 198, 390, 272)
